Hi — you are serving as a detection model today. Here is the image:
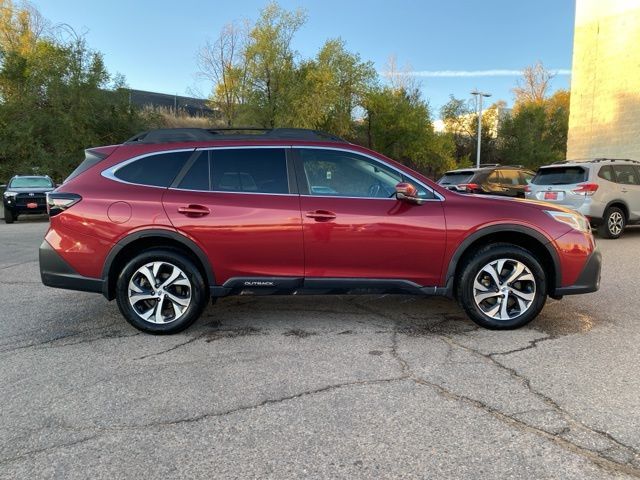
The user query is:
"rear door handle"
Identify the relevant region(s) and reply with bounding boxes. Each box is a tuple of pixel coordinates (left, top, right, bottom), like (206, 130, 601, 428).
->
(177, 204, 210, 217)
(621, 188, 628, 193)
(305, 210, 336, 221)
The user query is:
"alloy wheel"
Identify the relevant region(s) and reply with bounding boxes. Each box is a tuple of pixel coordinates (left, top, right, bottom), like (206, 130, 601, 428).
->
(128, 261, 192, 324)
(473, 258, 536, 321)
(608, 211, 624, 236)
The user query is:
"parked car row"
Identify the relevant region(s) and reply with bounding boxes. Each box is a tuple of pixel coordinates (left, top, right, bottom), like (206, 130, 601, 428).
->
(438, 158, 640, 239)
(38, 127, 600, 334)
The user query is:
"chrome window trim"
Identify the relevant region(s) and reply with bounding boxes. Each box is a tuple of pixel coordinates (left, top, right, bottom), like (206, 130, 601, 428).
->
(166, 187, 297, 197)
(293, 145, 444, 202)
(101, 148, 195, 189)
(102, 144, 444, 201)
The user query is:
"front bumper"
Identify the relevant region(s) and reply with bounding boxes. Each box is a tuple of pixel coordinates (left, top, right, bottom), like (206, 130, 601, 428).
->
(39, 240, 104, 294)
(554, 247, 602, 296)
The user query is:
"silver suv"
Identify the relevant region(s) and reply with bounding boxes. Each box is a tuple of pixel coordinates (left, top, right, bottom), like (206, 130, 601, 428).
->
(526, 159, 640, 239)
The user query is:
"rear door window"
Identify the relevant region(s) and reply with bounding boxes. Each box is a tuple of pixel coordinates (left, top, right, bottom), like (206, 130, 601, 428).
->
(531, 166, 587, 185)
(438, 171, 474, 185)
(613, 165, 640, 185)
(115, 151, 192, 187)
(210, 148, 289, 194)
(177, 152, 210, 191)
(498, 169, 521, 185)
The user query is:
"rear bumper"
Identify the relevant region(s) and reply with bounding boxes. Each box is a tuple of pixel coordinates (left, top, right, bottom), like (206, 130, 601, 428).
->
(39, 240, 103, 294)
(554, 247, 602, 296)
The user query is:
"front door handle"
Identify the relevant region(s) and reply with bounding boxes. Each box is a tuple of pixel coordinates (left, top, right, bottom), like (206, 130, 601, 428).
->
(621, 188, 628, 193)
(178, 204, 210, 217)
(305, 210, 336, 221)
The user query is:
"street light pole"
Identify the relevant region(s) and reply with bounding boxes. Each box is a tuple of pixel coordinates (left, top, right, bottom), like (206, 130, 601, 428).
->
(470, 90, 491, 168)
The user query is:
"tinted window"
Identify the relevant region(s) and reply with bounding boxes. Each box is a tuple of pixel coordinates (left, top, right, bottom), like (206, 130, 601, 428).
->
(299, 148, 434, 199)
(9, 177, 53, 188)
(211, 148, 288, 194)
(115, 151, 192, 187)
(438, 171, 474, 185)
(499, 169, 521, 185)
(532, 166, 587, 185)
(178, 153, 210, 190)
(520, 171, 535, 184)
(613, 165, 640, 185)
(598, 165, 614, 182)
(486, 171, 501, 183)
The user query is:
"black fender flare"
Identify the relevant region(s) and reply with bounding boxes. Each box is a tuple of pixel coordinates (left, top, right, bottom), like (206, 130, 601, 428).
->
(443, 224, 562, 294)
(101, 229, 215, 299)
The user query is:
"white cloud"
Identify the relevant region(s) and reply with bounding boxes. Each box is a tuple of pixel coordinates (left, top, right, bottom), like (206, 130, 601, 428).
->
(399, 69, 571, 78)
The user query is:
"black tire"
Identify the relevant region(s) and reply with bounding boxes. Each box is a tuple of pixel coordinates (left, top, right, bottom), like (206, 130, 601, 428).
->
(457, 243, 547, 330)
(598, 206, 625, 239)
(115, 248, 208, 334)
(4, 208, 15, 224)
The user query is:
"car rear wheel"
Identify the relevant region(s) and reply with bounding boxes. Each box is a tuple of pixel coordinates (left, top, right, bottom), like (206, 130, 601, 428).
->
(457, 243, 547, 329)
(4, 209, 15, 224)
(115, 248, 208, 334)
(598, 206, 625, 239)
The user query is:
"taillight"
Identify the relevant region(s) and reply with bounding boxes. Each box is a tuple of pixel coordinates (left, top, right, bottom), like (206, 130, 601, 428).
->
(458, 183, 480, 193)
(572, 183, 599, 196)
(47, 193, 82, 217)
(524, 185, 531, 193)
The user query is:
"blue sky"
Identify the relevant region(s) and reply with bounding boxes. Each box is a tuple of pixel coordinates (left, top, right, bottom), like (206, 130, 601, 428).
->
(35, 0, 575, 116)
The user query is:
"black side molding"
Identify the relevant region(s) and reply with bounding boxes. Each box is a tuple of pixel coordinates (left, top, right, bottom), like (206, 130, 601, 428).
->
(39, 240, 104, 294)
(553, 248, 602, 296)
(210, 277, 448, 297)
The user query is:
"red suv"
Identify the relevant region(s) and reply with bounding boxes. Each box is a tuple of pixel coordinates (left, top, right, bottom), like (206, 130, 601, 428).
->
(39, 128, 601, 334)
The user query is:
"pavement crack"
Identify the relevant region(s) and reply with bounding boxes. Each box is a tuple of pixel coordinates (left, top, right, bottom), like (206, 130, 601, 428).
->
(135, 333, 206, 360)
(437, 335, 640, 475)
(0, 434, 99, 465)
(489, 335, 555, 357)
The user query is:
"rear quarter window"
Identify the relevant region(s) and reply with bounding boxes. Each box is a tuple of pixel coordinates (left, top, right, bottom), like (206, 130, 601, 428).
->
(532, 166, 587, 185)
(598, 165, 614, 182)
(114, 151, 193, 187)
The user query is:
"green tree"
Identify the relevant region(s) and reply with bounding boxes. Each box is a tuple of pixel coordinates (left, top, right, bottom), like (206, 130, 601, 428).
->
(497, 89, 570, 168)
(363, 86, 455, 177)
(440, 96, 501, 166)
(0, 2, 142, 181)
(289, 38, 376, 137)
(242, 2, 306, 127)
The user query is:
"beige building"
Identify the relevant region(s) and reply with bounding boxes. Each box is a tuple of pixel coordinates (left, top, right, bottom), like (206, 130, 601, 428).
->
(567, 0, 640, 159)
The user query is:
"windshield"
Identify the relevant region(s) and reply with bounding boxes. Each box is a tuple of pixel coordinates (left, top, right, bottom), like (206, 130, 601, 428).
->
(9, 177, 54, 188)
(438, 171, 475, 185)
(531, 167, 587, 185)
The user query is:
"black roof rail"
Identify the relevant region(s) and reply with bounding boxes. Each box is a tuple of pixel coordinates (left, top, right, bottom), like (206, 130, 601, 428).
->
(124, 128, 347, 144)
(589, 157, 640, 164)
(478, 163, 500, 168)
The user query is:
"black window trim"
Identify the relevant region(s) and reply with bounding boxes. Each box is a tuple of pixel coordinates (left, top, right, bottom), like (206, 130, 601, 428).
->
(101, 148, 196, 189)
(612, 164, 640, 186)
(291, 146, 443, 201)
(167, 145, 295, 196)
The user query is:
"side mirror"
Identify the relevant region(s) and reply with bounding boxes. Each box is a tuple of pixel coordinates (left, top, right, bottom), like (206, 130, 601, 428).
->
(0, 184, 6, 189)
(395, 182, 424, 205)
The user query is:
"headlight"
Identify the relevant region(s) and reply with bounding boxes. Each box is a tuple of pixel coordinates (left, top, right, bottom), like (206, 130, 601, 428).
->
(545, 210, 590, 233)
(3, 191, 15, 199)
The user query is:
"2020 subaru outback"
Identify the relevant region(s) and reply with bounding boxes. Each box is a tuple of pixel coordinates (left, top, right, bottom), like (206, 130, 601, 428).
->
(39, 128, 601, 334)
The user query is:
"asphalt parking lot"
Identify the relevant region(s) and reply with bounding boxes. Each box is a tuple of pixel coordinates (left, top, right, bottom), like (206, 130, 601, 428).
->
(1, 216, 639, 479)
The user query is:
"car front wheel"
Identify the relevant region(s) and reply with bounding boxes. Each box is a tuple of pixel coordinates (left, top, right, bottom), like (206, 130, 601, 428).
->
(457, 243, 547, 329)
(115, 248, 208, 334)
(4, 208, 15, 224)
